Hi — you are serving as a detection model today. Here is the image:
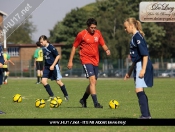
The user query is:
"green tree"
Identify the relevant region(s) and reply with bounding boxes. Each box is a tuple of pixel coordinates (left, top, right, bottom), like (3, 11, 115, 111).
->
(96, 0, 130, 60)
(96, 0, 166, 60)
(156, 22, 175, 58)
(49, 0, 171, 62)
(49, 6, 95, 62)
(7, 16, 36, 44)
(143, 22, 166, 58)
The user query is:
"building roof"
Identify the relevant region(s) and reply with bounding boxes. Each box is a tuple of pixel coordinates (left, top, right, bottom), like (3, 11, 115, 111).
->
(0, 10, 8, 16)
(7, 43, 65, 47)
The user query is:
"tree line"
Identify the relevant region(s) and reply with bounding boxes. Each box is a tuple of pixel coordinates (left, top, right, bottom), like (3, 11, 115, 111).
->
(49, 0, 175, 62)
(7, 0, 175, 62)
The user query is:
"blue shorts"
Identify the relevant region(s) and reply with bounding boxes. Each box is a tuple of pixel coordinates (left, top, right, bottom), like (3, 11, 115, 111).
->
(134, 61, 153, 88)
(0, 54, 4, 85)
(0, 68, 3, 85)
(0, 54, 4, 65)
(83, 64, 98, 79)
(43, 64, 62, 81)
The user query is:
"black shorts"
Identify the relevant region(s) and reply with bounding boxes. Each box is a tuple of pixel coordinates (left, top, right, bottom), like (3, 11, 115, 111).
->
(36, 61, 43, 70)
(3, 68, 9, 72)
(0, 68, 3, 85)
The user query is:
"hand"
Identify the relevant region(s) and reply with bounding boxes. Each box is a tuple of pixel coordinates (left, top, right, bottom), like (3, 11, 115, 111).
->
(50, 65, 54, 70)
(106, 49, 111, 56)
(4, 59, 8, 64)
(67, 61, 73, 69)
(139, 69, 145, 78)
(124, 73, 130, 80)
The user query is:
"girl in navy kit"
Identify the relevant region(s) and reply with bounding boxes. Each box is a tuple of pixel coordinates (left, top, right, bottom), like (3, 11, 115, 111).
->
(39, 35, 68, 101)
(124, 18, 153, 119)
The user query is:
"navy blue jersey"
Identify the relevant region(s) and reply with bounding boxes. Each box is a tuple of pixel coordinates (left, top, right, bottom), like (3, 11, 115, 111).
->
(42, 44, 59, 66)
(130, 32, 153, 87)
(0, 45, 4, 65)
(0, 45, 4, 85)
(130, 32, 149, 63)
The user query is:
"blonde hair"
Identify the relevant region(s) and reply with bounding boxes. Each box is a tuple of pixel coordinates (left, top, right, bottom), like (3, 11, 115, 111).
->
(125, 17, 145, 37)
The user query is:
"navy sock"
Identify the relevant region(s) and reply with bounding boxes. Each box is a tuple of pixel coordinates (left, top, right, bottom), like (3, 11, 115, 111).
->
(91, 94, 98, 106)
(44, 84, 54, 97)
(145, 93, 151, 116)
(37, 76, 40, 83)
(82, 92, 90, 101)
(3, 76, 7, 82)
(137, 91, 149, 117)
(60, 85, 68, 97)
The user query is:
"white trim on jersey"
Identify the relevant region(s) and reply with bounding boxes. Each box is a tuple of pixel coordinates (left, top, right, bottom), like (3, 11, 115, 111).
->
(43, 47, 51, 53)
(83, 64, 89, 78)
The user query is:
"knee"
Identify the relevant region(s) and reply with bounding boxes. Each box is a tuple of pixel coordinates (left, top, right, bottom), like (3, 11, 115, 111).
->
(42, 80, 47, 86)
(89, 78, 96, 85)
(135, 88, 144, 93)
(56, 80, 63, 86)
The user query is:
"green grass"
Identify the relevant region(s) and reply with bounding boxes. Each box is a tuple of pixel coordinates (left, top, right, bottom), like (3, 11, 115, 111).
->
(0, 78, 175, 132)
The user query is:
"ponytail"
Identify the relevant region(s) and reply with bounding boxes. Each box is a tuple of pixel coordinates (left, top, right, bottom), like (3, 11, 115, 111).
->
(125, 18, 145, 37)
(136, 20, 145, 37)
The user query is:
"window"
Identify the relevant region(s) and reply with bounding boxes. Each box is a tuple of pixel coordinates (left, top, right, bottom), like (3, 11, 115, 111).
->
(7, 47, 19, 57)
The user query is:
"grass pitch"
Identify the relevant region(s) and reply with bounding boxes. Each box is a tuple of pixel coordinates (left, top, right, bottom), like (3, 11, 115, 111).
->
(0, 78, 175, 132)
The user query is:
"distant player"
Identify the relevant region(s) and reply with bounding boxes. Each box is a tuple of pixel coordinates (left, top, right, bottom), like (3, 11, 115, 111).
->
(0, 44, 6, 114)
(39, 35, 69, 101)
(67, 18, 111, 108)
(2, 48, 15, 84)
(124, 18, 153, 119)
(34, 41, 43, 84)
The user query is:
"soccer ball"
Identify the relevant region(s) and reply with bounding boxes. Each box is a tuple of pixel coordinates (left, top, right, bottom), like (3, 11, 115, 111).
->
(109, 100, 119, 109)
(50, 99, 59, 108)
(53, 96, 62, 105)
(13, 94, 22, 103)
(35, 99, 45, 108)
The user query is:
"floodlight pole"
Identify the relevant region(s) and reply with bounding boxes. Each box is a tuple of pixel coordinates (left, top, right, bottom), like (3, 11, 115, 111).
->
(3, 29, 6, 49)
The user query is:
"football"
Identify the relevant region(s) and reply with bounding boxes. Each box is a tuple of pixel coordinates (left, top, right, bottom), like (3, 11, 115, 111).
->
(13, 94, 22, 103)
(109, 100, 119, 109)
(53, 96, 62, 105)
(35, 99, 45, 108)
(50, 99, 59, 108)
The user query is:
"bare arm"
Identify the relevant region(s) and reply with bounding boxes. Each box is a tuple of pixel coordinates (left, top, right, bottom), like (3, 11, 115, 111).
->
(3, 56, 7, 64)
(124, 62, 135, 80)
(67, 46, 76, 69)
(139, 56, 148, 78)
(50, 55, 60, 70)
(124, 56, 148, 80)
(102, 45, 111, 56)
(8, 59, 15, 65)
(34, 58, 36, 67)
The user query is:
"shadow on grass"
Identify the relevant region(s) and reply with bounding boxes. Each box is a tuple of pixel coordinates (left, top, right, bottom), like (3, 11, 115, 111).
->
(109, 117, 138, 119)
(59, 106, 103, 108)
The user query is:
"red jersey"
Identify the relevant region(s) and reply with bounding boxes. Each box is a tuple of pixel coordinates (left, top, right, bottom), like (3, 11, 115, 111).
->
(73, 29, 105, 66)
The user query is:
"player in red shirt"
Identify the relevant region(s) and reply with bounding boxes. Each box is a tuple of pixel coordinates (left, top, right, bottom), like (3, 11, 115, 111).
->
(67, 18, 110, 108)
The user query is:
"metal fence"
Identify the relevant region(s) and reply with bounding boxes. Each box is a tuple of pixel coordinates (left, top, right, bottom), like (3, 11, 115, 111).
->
(8, 60, 36, 77)
(7, 58, 175, 78)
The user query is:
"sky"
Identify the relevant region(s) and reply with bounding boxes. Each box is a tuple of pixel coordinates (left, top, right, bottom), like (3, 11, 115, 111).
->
(0, 0, 96, 41)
